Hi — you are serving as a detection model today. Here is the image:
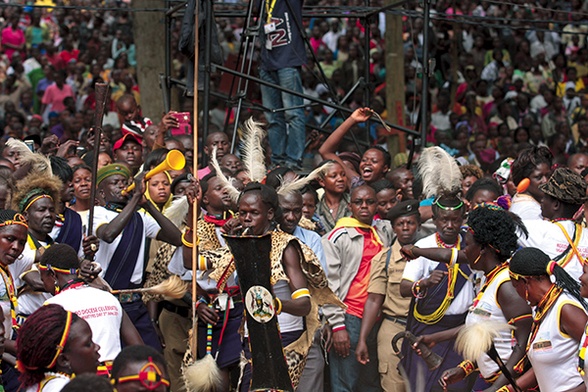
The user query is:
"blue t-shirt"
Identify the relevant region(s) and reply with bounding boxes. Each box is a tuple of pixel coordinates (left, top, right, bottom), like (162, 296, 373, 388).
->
(260, 0, 307, 71)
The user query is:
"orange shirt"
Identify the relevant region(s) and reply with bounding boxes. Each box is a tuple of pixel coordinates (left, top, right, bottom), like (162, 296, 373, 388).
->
(344, 228, 382, 318)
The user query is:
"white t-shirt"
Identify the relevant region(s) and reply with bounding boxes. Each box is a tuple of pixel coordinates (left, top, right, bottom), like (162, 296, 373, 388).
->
(519, 219, 586, 281)
(167, 247, 192, 281)
(45, 285, 123, 362)
(25, 376, 69, 392)
(92, 207, 161, 285)
(12, 239, 52, 316)
(510, 194, 543, 221)
(402, 233, 474, 316)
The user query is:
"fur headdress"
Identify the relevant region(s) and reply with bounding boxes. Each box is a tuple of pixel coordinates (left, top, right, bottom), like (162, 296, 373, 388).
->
(13, 173, 62, 213)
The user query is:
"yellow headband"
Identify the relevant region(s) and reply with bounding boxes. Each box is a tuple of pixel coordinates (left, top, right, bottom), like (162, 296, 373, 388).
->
(0, 213, 28, 229)
(509, 270, 527, 282)
(24, 195, 53, 212)
(39, 264, 78, 275)
(47, 310, 73, 369)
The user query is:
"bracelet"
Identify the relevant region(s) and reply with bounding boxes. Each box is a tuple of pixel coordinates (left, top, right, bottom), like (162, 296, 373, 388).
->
(495, 386, 512, 392)
(181, 231, 192, 248)
(274, 297, 282, 315)
(198, 255, 207, 271)
(411, 280, 427, 299)
(457, 360, 475, 377)
(332, 325, 346, 332)
(291, 288, 311, 300)
(181, 231, 200, 248)
(197, 296, 209, 309)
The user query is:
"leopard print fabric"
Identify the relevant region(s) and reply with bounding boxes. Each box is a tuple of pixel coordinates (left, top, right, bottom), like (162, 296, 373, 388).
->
(198, 220, 223, 251)
(142, 219, 222, 303)
(142, 242, 177, 303)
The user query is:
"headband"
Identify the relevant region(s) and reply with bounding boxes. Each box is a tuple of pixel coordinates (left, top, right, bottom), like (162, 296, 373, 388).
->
(19, 188, 53, 212)
(546, 260, 557, 276)
(38, 264, 78, 275)
(0, 213, 28, 229)
(433, 198, 464, 211)
(113, 357, 170, 390)
(47, 310, 73, 369)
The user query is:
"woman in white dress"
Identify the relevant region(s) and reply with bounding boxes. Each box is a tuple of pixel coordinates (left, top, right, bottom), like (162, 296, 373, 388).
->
(508, 247, 587, 392)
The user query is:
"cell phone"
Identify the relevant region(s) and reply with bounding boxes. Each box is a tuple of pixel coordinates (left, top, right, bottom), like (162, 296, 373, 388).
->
(24, 140, 35, 152)
(170, 112, 192, 136)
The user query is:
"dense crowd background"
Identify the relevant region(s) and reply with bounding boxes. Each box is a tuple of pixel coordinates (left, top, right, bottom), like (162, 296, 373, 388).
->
(1, 1, 588, 392)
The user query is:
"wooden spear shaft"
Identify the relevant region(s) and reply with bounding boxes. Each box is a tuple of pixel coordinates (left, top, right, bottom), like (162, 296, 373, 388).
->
(191, 0, 200, 360)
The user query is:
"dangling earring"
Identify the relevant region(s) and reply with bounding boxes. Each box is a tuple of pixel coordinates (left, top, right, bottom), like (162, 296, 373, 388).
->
(524, 286, 530, 304)
(472, 252, 482, 265)
(54, 281, 60, 295)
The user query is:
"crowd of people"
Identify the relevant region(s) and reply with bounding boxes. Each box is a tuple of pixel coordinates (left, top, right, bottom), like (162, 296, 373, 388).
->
(1, 0, 588, 392)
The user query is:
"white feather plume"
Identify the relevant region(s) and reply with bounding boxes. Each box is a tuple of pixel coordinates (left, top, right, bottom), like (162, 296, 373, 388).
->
(6, 138, 52, 176)
(241, 118, 267, 183)
(164, 195, 190, 228)
(418, 146, 462, 198)
(210, 145, 240, 204)
(277, 162, 334, 197)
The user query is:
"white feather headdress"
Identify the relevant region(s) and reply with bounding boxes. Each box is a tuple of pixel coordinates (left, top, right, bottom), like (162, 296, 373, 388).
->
(277, 162, 334, 197)
(417, 146, 462, 198)
(240, 118, 267, 183)
(210, 145, 240, 204)
(6, 138, 52, 176)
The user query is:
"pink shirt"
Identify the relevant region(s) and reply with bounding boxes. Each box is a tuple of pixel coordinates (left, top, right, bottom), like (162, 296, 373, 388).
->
(197, 166, 211, 179)
(1, 26, 25, 60)
(42, 83, 74, 113)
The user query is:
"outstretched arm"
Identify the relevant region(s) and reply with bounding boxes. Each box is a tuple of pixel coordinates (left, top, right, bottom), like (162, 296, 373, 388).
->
(143, 200, 182, 246)
(318, 107, 372, 185)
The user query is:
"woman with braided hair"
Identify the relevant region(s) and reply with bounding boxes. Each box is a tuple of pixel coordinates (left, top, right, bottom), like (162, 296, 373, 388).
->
(435, 204, 533, 391)
(509, 146, 552, 220)
(16, 303, 101, 392)
(506, 247, 587, 392)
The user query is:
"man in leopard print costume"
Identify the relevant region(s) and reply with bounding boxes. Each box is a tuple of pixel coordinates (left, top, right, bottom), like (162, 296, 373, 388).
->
(186, 182, 343, 390)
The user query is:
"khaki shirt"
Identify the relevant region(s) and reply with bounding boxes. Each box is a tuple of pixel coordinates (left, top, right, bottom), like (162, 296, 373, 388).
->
(367, 240, 411, 318)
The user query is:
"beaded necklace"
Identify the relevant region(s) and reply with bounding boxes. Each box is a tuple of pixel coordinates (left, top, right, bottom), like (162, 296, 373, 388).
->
(435, 232, 460, 249)
(471, 262, 509, 309)
(0, 264, 17, 330)
(527, 284, 563, 352)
